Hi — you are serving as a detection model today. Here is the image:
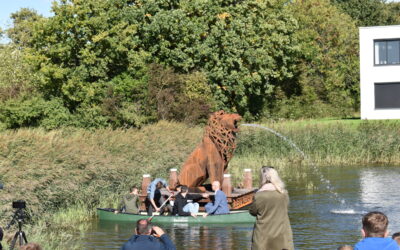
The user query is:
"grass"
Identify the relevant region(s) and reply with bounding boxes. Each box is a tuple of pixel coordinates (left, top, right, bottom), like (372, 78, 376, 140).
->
(0, 119, 399, 248)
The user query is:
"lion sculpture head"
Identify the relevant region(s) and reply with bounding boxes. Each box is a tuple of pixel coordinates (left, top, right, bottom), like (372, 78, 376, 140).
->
(205, 110, 241, 163)
(178, 110, 241, 188)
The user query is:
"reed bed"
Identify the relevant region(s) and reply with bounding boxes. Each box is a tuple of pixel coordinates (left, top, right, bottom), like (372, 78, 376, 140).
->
(0, 119, 399, 248)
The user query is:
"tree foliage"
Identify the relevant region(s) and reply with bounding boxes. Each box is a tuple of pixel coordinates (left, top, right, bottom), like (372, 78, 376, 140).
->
(1, 0, 388, 128)
(6, 8, 44, 48)
(269, 0, 359, 119)
(148, 64, 214, 124)
(131, 0, 299, 119)
(332, 0, 395, 26)
(0, 45, 34, 101)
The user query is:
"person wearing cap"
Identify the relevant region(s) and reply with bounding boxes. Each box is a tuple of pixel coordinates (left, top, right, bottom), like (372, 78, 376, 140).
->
(203, 181, 229, 216)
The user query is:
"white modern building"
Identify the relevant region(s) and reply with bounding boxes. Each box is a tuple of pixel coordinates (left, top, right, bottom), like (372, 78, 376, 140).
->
(359, 25, 400, 119)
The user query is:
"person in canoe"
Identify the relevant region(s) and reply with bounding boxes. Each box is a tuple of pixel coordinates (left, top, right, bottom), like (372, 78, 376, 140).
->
(115, 185, 141, 214)
(146, 178, 172, 216)
(172, 185, 209, 217)
(203, 181, 230, 217)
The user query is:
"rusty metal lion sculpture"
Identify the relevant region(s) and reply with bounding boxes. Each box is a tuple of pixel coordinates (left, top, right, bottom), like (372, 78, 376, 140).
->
(178, 110, 241, 188)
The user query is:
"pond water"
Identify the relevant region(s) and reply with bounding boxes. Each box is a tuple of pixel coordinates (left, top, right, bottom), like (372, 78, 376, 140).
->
(82, 166, 400, 249)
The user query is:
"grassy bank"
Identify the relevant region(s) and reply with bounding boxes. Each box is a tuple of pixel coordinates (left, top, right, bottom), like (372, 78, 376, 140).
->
(0, 119, 399, 248)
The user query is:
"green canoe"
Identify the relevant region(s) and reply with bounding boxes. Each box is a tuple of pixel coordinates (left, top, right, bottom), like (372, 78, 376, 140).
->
(97, 208, 256, 224)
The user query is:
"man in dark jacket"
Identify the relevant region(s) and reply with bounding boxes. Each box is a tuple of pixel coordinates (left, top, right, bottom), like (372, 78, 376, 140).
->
(121, 219, 176, 250)
(172, 185, 208, 217)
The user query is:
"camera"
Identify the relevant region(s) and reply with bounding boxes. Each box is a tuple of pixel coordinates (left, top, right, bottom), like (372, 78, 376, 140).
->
(12, 200, 26, 209)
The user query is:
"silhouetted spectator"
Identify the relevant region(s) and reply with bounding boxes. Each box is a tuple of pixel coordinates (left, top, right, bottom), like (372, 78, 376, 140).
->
(354, 211, 398, 250)
(392, 232, 400, 246)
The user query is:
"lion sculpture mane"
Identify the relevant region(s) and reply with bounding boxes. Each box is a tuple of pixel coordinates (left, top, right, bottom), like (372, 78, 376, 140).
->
(178, 110, 241, 188)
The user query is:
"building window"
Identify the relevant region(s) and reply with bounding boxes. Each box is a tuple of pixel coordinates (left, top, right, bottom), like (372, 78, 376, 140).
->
(375, 82, 400, 109)
(374, 39, 400, 65)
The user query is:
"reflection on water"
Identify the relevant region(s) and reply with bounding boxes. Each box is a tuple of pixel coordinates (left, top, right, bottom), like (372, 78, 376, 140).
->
(359, 168, 400, 233)
(81, 166, 400, 249)
(83, 221, 253, 250)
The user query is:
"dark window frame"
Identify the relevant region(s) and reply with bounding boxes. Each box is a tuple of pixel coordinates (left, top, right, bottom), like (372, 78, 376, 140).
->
(374, 82, 400, 110)
(373, 39, 400, 66)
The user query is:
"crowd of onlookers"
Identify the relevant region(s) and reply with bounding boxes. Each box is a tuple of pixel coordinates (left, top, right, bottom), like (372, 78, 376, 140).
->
(337, 212, 400, 250)
(119, 166, 400, 250)
(2, 166, 399, 249)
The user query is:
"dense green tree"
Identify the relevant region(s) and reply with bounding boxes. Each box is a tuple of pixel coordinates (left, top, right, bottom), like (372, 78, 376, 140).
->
(387, 2, 400, 24)
(332, 0, 394, 26)
(28, 0, 300, 120)
(30, 0, 148, 104)
(270, 0, 359, 118)
(131, 0, 299, 119)
(148, 64, 214, 124)
(1, 0, 370, 128)
(0, 44, 34, 101)
(6, 8, 44, 48)
(27, 0, 152, 127)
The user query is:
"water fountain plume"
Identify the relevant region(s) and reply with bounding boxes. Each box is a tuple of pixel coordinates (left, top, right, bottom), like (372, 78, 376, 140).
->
(241, 123, 346, 206)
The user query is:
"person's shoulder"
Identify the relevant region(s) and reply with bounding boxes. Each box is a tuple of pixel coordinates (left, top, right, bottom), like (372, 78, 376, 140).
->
(218, 190, 227, 196)
(355, 237, 399, 250)
(254, 190, 282, 200)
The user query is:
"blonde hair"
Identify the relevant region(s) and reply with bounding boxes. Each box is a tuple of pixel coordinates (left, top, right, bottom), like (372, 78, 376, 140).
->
(260, 166, 287, 194)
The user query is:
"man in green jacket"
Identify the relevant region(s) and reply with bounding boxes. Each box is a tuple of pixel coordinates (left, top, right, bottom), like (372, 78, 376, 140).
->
(115, 186, 141, 214)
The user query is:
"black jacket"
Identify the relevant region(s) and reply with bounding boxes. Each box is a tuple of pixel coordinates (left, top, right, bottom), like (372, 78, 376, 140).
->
(172, 193, 203, 216)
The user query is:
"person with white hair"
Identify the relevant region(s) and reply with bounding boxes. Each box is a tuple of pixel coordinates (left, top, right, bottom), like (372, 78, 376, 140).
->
(249, 166, 294, 250)
(204, 181, 230, 216)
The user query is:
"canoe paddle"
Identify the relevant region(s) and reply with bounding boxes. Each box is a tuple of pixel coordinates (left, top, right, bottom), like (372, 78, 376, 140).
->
(147, 192, 178, 222)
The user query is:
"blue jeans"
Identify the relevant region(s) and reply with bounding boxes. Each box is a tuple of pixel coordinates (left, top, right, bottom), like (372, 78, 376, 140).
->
(183, 203, 199, 213)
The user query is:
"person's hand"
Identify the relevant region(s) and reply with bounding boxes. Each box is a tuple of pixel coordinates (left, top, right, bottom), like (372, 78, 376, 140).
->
(202, 213, 208, 218)
(155, 207, 160, 212)
(114, 210, 119, 214)
(191, 213, 197, 218)
(152, 226, 165, 237)
(202, 193, 209, 198)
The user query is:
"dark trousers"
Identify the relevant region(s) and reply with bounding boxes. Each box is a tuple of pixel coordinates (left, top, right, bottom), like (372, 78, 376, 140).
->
(146, 190, 172, 216)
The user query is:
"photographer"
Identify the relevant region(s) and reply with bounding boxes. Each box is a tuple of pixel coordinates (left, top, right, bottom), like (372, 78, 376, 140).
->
(120, 219, 176, 250)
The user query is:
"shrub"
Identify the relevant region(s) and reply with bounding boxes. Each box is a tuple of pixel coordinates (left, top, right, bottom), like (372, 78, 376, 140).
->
(0, 96, 73, 129)
(148, 64, 214, 124)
